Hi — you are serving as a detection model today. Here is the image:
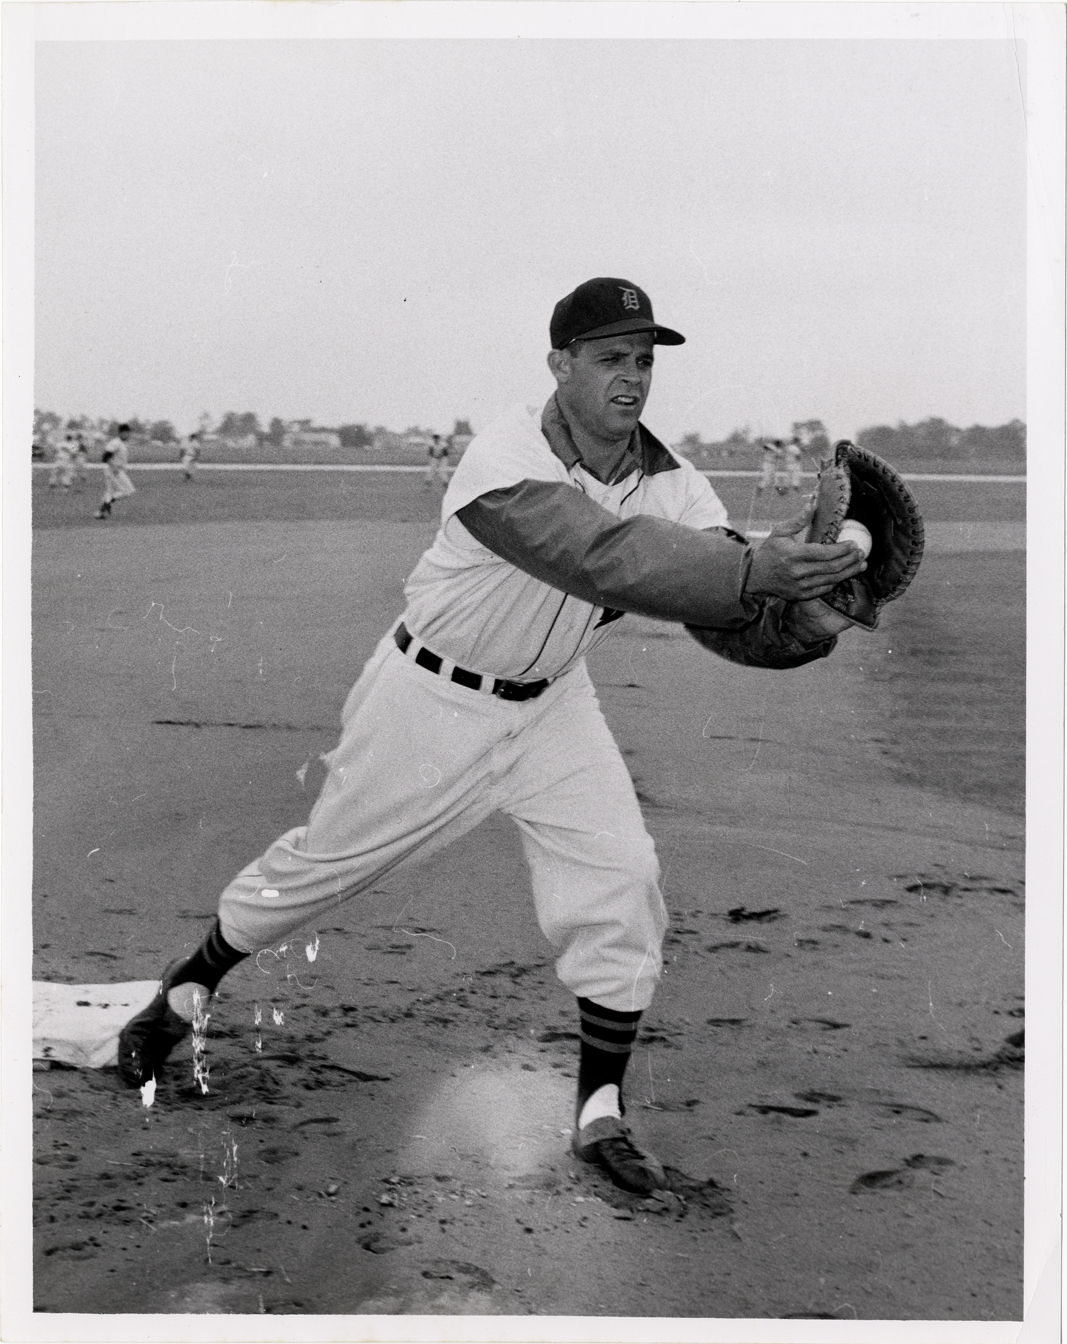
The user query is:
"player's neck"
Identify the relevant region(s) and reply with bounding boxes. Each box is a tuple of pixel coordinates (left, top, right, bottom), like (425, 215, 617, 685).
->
(565, 424, 635, 486)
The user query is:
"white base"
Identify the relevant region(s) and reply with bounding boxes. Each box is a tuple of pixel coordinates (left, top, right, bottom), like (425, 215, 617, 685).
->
(33, 980, 160, 1068)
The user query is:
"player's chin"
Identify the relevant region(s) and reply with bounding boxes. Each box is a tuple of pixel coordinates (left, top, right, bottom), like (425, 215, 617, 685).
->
(603, 400, 643, 433)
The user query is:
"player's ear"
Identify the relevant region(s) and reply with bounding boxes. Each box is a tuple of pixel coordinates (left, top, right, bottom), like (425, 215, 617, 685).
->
(547, 348, 570, 385)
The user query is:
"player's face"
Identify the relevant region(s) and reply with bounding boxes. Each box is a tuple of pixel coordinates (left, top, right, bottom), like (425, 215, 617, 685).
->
(555, 332, 655, 446)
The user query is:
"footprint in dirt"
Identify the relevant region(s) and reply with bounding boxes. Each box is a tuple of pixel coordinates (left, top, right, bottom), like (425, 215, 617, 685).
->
(420, 1259, 497, 1291)
(580, 1164, 731, 1220)
(871, 1101, 942, 1124)
(896, 870, 1024, 903)
(359, 1228, 422, 1254)
(905, 1029, 1023, 1073)
(746, 1103, 820, 1119)
(850, 1169, 915, 1192)
(354, 1258, 503, 1315)
(851, 1153, 955, 1193)
(726, 906, 783, 924)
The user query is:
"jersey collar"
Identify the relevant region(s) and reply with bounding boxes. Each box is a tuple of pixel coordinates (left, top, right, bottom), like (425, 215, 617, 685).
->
(541, 394, 679, 481)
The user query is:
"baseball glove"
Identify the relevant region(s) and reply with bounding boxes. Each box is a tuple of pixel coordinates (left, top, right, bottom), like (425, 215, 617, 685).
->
(805, 439, 925, 630)
(101, 448, 115, 464)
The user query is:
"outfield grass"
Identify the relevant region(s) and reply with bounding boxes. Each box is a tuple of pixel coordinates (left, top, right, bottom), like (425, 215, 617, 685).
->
(32, 464, 1025, 532)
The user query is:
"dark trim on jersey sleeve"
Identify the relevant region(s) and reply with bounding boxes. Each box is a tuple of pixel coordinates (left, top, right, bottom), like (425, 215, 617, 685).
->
(454, 479, 761, 629)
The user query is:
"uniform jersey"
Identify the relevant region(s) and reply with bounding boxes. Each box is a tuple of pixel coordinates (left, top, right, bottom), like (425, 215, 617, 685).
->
(105, 437, 130, 469)
(403, 397, 743, 681)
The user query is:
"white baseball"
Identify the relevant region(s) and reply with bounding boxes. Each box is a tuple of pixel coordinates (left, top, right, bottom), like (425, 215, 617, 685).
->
(838, 519, 873, 559)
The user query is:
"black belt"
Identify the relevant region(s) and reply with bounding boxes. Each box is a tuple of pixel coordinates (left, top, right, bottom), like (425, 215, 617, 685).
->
(394, 623, 551, 702)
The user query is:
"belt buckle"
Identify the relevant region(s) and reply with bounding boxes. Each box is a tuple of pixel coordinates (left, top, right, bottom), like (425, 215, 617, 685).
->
(494, 678, 546, 703)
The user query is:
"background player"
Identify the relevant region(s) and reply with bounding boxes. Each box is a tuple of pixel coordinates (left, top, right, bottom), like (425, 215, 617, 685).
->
(179, 431, 201, 481)
(48, 430, 76, 490)
(117, 277, 865, 1195)
(71, 430, 90, 491)
(426, 432, 451, 487)
(756, 438, 779, 496)
(95, 423, 136, 519)
(782, 435, 803, 494)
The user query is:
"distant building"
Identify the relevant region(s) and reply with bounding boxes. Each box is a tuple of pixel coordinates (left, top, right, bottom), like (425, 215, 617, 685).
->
(282, 419, 342, 451)
(370, 429, 437, 453)
(213, 431, 259, 450)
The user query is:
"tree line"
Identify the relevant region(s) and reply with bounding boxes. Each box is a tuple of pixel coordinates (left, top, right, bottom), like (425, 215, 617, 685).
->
(35, 406, 1024, 466)
(33, 409, 475, 450)
(680, 417, 1025, 466)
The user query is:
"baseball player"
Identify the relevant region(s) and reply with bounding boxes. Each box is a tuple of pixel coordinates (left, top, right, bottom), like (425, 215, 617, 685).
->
(756, 439, 779, 495)
(48, 431, 76, 490)
(782, 436, 803, 494)
(71, 432, 90, 491)
(117, 277, 865, 1194)
(426, 433, 450, 487)
(179, 432, 201, 481)
(95, 424, 136, 519)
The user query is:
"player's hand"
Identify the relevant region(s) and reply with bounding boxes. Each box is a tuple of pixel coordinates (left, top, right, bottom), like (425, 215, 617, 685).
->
(745, 500, 867, 601)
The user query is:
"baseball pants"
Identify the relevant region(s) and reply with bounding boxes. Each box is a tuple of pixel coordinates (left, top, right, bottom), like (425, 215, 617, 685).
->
(49, 457, 74, 488)
(217, 630, 668, 1012)
(103, 466, 136, 502)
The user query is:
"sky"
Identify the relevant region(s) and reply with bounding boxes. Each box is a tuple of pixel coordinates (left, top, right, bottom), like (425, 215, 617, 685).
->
(34, 35, 1027, 442)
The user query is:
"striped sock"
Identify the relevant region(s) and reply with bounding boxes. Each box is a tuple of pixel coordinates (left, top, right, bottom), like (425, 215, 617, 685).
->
(170, 920, 248, 995)
(576, 997, 642, 1117)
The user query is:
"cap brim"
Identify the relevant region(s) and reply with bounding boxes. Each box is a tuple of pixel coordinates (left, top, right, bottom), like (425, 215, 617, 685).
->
(564, 317, 685, 347)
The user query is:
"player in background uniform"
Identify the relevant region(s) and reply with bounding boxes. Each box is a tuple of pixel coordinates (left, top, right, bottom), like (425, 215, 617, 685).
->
(48, 431, 76, 490)
(179, 432, 202, 481)
(756, 439, 779, 496)
(117, 277, 865, 1194)
(772, 438, 791, 494)
(426, 433, 450, 487)
(95, 424, 136, 520)
(71, 431, 90, 491)
(782, 436, 803, 494)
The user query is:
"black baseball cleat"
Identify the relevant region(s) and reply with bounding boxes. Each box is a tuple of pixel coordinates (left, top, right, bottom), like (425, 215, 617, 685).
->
(116, 959, 202, 1088)
(571, 1116, 668, 1195)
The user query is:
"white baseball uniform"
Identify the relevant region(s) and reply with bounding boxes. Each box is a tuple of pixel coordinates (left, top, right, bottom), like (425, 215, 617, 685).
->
(782, 439, 803, 492)
(426, 438, 450, 486)
(757, 443, 778, 492)
(180, 439, 201, 478)
(102, 437, 136, 504)
(216, 396, 828, 1012)
(49, 438, 75, 488)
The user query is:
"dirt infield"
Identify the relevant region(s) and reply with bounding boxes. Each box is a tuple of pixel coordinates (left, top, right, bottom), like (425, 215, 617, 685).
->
(30, 472, 1024, 1321)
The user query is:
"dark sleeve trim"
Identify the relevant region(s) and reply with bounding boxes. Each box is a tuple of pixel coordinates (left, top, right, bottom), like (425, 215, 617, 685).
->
(455, 478, 762, 629)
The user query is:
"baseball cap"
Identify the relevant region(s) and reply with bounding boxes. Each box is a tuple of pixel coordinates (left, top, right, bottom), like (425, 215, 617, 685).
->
(550, 277, 685, 349)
